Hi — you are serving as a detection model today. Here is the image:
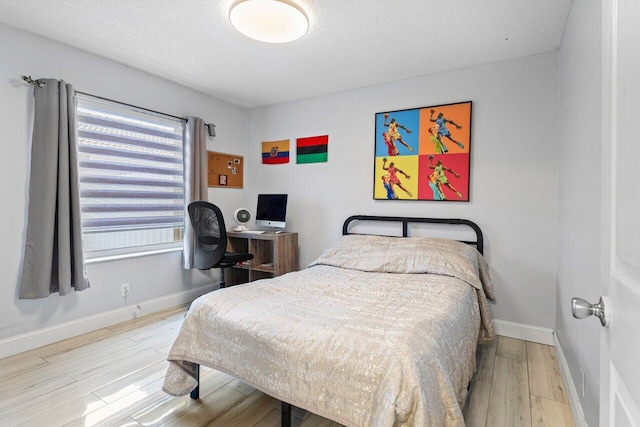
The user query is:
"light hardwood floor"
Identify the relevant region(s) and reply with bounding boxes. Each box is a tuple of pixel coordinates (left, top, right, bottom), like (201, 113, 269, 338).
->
(465, 336, 575, 427)
(0, 306, 575, 426)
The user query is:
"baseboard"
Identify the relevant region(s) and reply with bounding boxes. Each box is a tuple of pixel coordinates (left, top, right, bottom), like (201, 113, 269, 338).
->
(492, 319, 555, 345)
(0, 283, 216, 359)
(554, 334, 588, 427)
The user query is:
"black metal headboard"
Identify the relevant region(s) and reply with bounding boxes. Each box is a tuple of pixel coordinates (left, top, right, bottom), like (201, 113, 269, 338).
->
(342, 215, 484, 255)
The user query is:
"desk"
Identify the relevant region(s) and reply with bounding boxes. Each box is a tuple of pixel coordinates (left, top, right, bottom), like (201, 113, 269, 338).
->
(225, 231, 298, 286)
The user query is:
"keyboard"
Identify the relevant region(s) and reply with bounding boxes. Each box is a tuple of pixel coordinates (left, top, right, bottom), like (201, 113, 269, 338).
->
(238, 230, 265, 234)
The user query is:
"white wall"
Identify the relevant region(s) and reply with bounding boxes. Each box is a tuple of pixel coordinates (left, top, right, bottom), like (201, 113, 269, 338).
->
(556, 0, 603, 425)
(0, 18, 566, 359)
(248, 53, 559, 328)
(0, 23, 249, 346)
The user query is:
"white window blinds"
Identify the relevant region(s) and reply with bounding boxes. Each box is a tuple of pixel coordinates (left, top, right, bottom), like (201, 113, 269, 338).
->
(76, 94, 185, 256)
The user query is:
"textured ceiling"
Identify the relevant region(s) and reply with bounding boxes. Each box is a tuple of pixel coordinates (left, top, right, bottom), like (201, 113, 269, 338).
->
(0, 0, 572, 108)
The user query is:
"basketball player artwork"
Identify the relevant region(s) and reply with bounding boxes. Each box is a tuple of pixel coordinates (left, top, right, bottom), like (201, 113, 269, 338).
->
(373, 101, 472, 201)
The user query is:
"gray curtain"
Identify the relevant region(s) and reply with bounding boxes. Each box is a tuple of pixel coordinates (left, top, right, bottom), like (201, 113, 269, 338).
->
(183, 117, 209, 269)
(20, 79, 90, 299)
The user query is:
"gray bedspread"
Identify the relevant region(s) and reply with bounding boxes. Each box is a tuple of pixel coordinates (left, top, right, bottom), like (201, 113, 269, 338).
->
(163, 236, 496, 426)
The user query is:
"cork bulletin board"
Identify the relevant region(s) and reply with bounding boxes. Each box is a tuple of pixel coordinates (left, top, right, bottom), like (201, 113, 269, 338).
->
(207, 151, 244, 188)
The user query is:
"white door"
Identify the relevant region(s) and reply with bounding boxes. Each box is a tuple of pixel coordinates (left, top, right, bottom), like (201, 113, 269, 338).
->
(600, 0, 640, 425)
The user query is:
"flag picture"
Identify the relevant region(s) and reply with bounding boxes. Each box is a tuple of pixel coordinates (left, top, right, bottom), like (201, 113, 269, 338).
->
(262, 139, 290, 164)
(296, 135, 328, 164)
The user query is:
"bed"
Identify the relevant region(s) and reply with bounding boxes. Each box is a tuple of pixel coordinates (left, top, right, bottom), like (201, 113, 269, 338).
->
(163, 215, 496, 426)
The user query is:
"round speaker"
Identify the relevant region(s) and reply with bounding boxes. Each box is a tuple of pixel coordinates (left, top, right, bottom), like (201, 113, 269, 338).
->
(233, 208, 251, 231)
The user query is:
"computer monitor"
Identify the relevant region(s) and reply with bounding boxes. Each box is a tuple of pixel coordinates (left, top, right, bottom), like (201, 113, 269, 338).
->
(255, 194, 288, 229)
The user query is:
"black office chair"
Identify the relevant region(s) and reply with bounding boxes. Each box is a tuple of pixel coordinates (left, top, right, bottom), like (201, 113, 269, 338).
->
(188, 201, 254, 288)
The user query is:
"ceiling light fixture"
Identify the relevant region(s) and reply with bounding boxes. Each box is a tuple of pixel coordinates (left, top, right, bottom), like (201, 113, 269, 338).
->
(229, 0, 309, 44)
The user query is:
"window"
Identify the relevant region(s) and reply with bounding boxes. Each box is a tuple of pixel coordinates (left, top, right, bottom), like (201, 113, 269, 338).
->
(76, 94, 185, 258)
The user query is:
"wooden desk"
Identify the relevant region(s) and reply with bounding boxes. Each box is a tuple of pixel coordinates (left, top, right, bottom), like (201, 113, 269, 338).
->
(225, 231, 298, 286)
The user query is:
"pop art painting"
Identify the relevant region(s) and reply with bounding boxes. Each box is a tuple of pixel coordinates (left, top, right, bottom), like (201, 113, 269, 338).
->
(373, 101, 472, 201)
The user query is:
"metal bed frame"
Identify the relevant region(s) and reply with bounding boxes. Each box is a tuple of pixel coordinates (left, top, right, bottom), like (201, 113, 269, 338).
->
(188, 215, 484, 426)
(341, 215, 483, 254)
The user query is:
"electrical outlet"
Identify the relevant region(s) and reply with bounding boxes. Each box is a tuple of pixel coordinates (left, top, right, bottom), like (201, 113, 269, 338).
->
(121, 283, 130, 297)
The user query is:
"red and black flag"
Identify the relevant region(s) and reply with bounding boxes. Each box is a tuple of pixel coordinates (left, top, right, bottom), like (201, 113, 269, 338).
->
(296, 135, 328, 164)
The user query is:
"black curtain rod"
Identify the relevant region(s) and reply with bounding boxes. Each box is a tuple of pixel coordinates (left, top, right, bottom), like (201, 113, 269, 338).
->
(20, 75, 216, 134)
(75, 90, 187, 122)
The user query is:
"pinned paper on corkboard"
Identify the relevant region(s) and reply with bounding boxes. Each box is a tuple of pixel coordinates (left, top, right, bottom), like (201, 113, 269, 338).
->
(207, 151, 243, 188)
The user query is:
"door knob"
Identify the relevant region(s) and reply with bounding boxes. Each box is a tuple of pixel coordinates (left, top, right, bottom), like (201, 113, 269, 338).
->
(571, 296, 607, 327)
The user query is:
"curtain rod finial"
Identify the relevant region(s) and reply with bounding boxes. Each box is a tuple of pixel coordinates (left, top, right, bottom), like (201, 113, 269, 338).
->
(206, 123, 216, 137)
(21, 75, 45, 87)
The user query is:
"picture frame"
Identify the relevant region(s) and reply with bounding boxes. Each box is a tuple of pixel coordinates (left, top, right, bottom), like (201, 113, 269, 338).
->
(373, 101, 472, 202)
